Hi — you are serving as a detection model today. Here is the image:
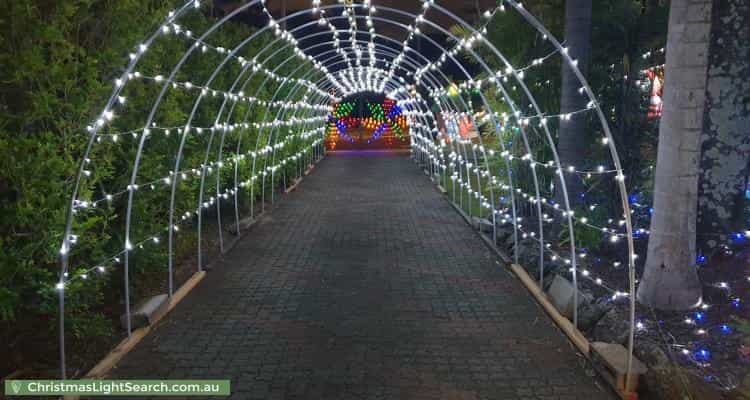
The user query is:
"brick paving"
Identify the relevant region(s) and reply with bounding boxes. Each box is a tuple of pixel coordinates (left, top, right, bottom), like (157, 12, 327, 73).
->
(111, 151, 615, 400)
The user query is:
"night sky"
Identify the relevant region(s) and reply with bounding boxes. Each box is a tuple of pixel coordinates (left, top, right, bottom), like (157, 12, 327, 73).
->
(212, 0, 494, 82)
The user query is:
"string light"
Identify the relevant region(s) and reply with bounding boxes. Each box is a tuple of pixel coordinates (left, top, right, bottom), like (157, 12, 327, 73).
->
(53, 0, 669, 387)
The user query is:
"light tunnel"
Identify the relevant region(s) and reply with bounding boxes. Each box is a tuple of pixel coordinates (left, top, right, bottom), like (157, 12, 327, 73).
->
(58, 0, 638, 385)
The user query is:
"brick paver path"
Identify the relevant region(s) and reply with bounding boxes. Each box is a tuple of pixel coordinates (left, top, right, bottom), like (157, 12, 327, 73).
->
(111, 152, 614, 400)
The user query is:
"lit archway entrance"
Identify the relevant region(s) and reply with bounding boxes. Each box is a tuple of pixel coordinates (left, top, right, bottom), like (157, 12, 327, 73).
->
(55, 0, 639, 393)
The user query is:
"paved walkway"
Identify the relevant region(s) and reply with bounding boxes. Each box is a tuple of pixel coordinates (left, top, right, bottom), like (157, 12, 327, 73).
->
(111, 152, 614, 400)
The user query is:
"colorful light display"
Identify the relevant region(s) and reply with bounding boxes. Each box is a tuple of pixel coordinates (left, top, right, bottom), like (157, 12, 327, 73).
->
(325, 97, 410, 149)
(334, 101, 355, 118)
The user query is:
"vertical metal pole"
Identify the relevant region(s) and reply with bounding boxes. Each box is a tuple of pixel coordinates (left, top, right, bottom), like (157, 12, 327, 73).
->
(261, 164, 265, 213)
(124, 251, 132, 337)
(271, 169, 275, 204)
(58, 256, 67, 379)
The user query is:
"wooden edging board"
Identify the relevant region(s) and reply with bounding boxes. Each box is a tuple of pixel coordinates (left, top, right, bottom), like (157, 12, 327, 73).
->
(508, 263, 590, 354)
(80, 156, 329, 380)
(440, 184, 591, 354)
(84, 270, 206, 379)
(285, 177, 304, 194)
(431, 165, 636, 399)
(64, 155, 330, 399)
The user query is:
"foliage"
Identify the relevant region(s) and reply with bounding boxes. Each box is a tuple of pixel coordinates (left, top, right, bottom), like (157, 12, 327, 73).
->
(0, 0, 314, 376)
(557, 204, 610, 250)
(0, 0, 174, 374)
(445, 0, 668, 250)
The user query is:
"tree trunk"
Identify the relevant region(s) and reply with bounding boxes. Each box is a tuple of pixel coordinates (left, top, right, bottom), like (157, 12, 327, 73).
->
(696, 0, 750, 251)
(556, 0, 592, 207)
(637, 0, 709, 310)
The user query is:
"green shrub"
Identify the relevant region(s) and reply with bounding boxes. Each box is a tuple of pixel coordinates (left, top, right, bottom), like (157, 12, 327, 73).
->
(0, 0, 316, 376)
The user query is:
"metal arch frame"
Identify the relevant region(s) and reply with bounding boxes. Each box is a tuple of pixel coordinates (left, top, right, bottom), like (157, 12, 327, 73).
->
(200, 23, 423, 224)
(275, 14, 516, 246)
(219, 28, 460, 214)
(244, 40, 415, 204)
(335, 4, 556, 297)
(64, 0, 536, 366)
(297, 7, 571, 296)
(155, 8, 333, 297)
(238, 8, 636, 377)
(425, 2, 584, 325)
(191, 31, 332, 269)
(312, 9, 534, 276)
(348, 7, 632, 373)
(249, 39, 455, 183)
(146, 32, 413, 298)
(230, 59, 398, 221)
(256, 38, 494, 234)
(213, 37, 548, 370)
(503, 1, 637, 379)
(259, 70, 413, 212)
(218, 40, 342, 236)
(424, 0, 636, 379)
(172, 14, 437, 289)
(143, 33, 464, 330)
(57, 0, 636, 384)
(194, 35, 299, 258)
(57, 0, 199, 378)
(208, 45, 324, 253)
(402, 7, 550, 303)
(57, 0, 339, 376)
(414, 1, 635, 381)
(127, 0, 330, 340)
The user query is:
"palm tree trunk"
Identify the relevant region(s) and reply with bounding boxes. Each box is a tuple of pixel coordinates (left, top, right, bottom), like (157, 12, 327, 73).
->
(556, 0, 592, 207)
(696, 0, 750, 252)
(637, 0, 710, 310)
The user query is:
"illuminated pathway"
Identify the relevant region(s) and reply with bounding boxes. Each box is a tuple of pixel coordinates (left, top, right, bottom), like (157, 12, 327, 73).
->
(110, 152, 614, 400)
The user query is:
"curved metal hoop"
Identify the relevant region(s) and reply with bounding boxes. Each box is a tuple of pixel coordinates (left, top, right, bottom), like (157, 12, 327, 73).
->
(59, 0, 636, 386)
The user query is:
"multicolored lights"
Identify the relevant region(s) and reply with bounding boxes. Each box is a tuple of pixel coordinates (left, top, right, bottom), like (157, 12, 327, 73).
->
(326, 98, 409, 148)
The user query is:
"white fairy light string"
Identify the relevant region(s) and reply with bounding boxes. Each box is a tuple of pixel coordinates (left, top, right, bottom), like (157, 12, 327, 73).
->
(76, 126, 325, 209)
(60, 1, 339, 374)
(406, 1, 634, 388)
(434, 4, 629, 354)
(378, 0, 433, 93)
(55, 0, 647, 390)
(438, 142, 638, 292)
(61, 136, 325, 289)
